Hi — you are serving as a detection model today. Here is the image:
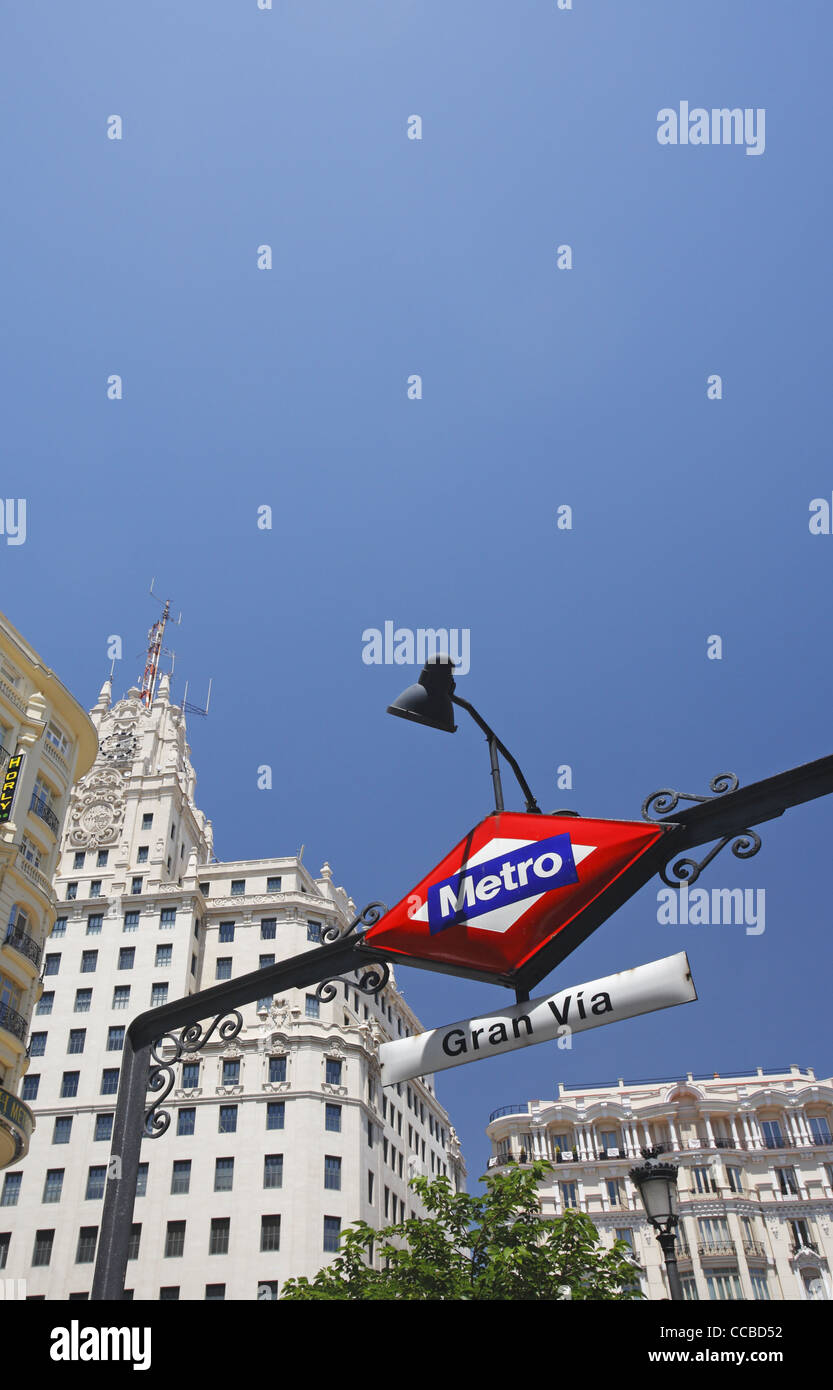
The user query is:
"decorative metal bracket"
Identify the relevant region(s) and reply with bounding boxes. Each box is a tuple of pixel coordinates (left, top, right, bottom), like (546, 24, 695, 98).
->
(642, 773, 762, 887)
(145, 1010, 243, 1138)
(317, 901, 391, 1001)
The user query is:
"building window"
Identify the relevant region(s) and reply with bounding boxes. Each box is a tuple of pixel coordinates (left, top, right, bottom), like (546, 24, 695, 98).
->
(45, 721, 70, 755)
(698, 1216, 731, 1250)
(43, 1169, 64, 1204)
(368, 1171, 374, 1203)
(142, 813, 153, 829)
(324, 1155, 342, 1191)
(86, 913, 103, 935)
(81, 950, 98, 973)
(135, 1164, 149, 1197)
(150, 984, 168, 1006)
(706, 1268, 742, 1300)
(218, 922, 235, 943)
(165, 1221, 186, 1258)
(137, 847, 148, 863)
(560, 1182, 578, 1209)
(209, 1218, 230, 1255)
(117, 947, 135, 971)
(131, 877, 143, 895)
(43, 953, 61, 976)
(325, 1104, 342, 1133)
(326, 1059, 343, 1086)
(67, 1028, 86, 1054)
(606, 1178, 621, 1207)
(123, 912, 139, 933)
(159, 1287, 179, 1301)
(726, 1166, 743, 1193)
(199, 882, 209, 896)
(29, 1032, 47, 1056)
(615, 1227, 635, 1251)
(96, 850, 109, 868)
(761, 1120, 784, 1149)
(221, 1059, 240, 1087)
(73, 852, 85, 869)
(750, 1272, 771, 1300)
(66, 883, 77, 900)
(266, 877, 281, 893)
(266, 1102, 285, 1131)
(776, 1166, 799, 1196)
(788, 1218, 814, 1251)
(214, 1157, 234, 1192)
(181, 1063, 200, 1088)
(259, 954, 275, 972)
(53, 1117, 72, 1145)
(1, 1173, 22, 1206)
(216, 958, 232, 981)
(264, 1155, 283, 1189)
(268, 1056, 286, 1084)
(89, 881, 102, 898)
(22, 1075, 39, 1101)
(218, 1105, 237, 1134)
(74, 988, 92, 1012)
(127, 1225, 141, 1261)
(171, 1160, 191, 1195)
(107, 1026, 125, 1052)
(809, 1115, 833, 1144)
(680, 1275, 699, 1300)
(101, 1068, 120, 1095)
(160, 908, 176, 930)
(261, 1215, 281, 1252)
(307, 921, 322, 943)
(51, 917, 67, 937)
(177, 1108, 196, 1136)
(76, 1227, 98, 1264)
(112, 986, 131, 1009)
(260, 918, 276, 939)
(305, 995, 320, 1019)
(230, 880, 245, 896)
(61, 1071, 80, 1098)
(323, 1216, 341, 1253)
(205, 1284, 225, 1300)
(85, 1167, 107, 1200)
(33, 1229, 55, 1267)
(692, 1166, 716, 1194)
(37, 990, 54, 1015)
(95, 1115, 113, 1142)
(155, 945, 172, 967)
(0, 1234, 9, 1269)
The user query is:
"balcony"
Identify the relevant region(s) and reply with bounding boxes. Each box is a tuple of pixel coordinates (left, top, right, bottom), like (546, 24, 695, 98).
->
(489, 1103, 531, 1122)
(0, 999, 28, 1044)
(743, 1240, 768, 1259)
(30, 793, 60, 836)
(4, 925, 41, 969)
(698, 1241, 737, 1258)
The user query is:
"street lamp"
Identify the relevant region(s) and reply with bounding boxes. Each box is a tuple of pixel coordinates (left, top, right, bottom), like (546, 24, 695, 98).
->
(387, 654, 542, 815)
(629, 1147, 684, 1301)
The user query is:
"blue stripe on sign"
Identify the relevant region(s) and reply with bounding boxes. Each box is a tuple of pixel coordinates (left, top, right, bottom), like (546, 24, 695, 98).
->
(427, 833, 579, 935)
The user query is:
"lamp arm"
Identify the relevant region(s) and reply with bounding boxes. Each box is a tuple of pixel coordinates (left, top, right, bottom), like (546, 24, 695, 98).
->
(451, 694, 542, 814)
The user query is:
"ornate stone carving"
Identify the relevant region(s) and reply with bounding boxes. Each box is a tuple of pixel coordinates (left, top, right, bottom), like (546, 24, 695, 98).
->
(67, 769, 127, 848)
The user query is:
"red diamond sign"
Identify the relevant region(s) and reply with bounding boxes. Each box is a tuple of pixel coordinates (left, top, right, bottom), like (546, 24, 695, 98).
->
(363, 812, 668, 980)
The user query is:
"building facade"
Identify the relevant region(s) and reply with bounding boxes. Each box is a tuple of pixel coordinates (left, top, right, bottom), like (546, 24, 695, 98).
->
(0, 670, 464, 1298)
(486, 1066, 833, 1301)
(0, 612, 97, 1171)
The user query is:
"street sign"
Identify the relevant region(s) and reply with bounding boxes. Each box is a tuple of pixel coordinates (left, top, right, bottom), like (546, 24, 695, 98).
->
(379, 951, 696, 1086)
(363, 811, 668, 980)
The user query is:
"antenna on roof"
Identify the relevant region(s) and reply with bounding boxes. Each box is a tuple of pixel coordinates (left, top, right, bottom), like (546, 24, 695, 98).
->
(182, 678, 212, 719)
(140, 580, 181, 707)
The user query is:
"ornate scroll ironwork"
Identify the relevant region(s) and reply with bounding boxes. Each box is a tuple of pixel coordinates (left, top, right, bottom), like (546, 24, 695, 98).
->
(145, 1010, 243, 1138)
(642, 772, 762, 887)
(317, 901, 390, 1001)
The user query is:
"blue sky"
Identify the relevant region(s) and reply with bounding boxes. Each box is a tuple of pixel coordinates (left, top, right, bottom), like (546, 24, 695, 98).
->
(2, 1, 831, 1183)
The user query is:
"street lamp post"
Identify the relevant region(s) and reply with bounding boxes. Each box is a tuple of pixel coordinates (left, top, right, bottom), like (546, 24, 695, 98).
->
(629, 1148, 684, 1301)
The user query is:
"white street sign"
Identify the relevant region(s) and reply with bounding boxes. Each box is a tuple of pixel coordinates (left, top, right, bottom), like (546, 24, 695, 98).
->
(379, 951, 696, 1087)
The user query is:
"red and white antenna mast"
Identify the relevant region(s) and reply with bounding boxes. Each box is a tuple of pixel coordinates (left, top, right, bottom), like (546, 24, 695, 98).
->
(140, 581, 180, 707)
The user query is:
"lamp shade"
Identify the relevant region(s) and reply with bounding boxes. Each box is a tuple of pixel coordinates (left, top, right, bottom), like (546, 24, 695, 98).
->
(386, 655, 457, 733)
(629, 1160, 680, 1231)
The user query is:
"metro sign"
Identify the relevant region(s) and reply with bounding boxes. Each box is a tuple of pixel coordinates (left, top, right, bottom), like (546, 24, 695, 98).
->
(363, 812, 670, 983)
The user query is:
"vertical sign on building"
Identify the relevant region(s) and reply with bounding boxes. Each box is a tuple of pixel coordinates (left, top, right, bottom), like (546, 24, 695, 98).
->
(0, 753, 24, 824)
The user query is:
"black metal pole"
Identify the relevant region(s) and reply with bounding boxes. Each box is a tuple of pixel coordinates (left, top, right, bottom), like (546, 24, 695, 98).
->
(658, 1230, 684, 1301)
(487, 733, 505, 814)
(451, 694, 541, 813)
(91, 934, 382, 1300)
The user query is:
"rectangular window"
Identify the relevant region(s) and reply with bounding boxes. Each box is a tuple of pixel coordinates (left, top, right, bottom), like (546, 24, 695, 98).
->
(209, 1218, 230, 1255)
(692, 1166, 716, 1194)
(51, 918, 67, 937)
(155, 945, 172, 967)
(324, 1155, 342, 1190)
(1, 1173, 22, 1206)
(131, 877, 143, 895)
(706, 1268, 742, 1300)
(86, 914, 103, 935)
(305, 995, 320, 1019)
(137, 847, 148, 863)
(61, 1071, 80, 1098)
(606, 1179, 621, 1207)
(101, 1068, 120, 1095)
(0, 1234, 9, 1269)
(177, 1108, 196, 1136)
(325, 1104, 342, 1133)
(560, 1182, 578, 1209)
(190, 953, 196, 975)
(66, 883, 77, 900)
(230, 880, 245, 896)
(266, 877, 281, 894)
(73, 852, 85, 869)
(22, 1075, 40, 1101)
(118, 947, 135, 970)
(307, 920, 322, 943)
(181, 1063, 199, 1088)
(76, 1227, 98, 1264)
(43, 1169, 64, 1204)
(53, 1117, 72, 1145)
(259, 954, 275, 970)
(260, 1215, 281, 1252)
(214, 1157, 234, 1192)
(45, 721, 69, 754)
(89, 881, 102, 898)
(205, 1284, 225, 1300)
(264, 1154, 283, 1189)
(218, 1105, 237, 1134)
(751, 1272, 771, 1301)
(33, 1229, 55, 1267)
(29, 1032, 47, 1056)
(123, 911, 139, 933)
(216, 959, 232, 981)
(74, 988, 92, 1012)
(94, 1115, 113, 1142)
(107, 1026, 125, 1052)
(199, 882, 209, 896)
(221, 1059, 240, 1086)
(85, 1166, 106, 1200)
(268, 1056, 286, 1084)
(726, 1166, 743, 1194)
(326, 1059, 343, 1086)
(266, 1102, 285, 1131)
(260, 918, 276, 939)
(615, 1227, 635, 1250)
(112, 986, 131, 1009)
(127, 1224, 141, 1261)
(150, 984, 168, 1006)
(135, 1163, 149, 1197)
(43, 954, 61, 976)
(323, 1216, 341, 1253)
(218, 922, 235, 943)
(142, 814, 153, 829)
(159, 1287, 179, 1301)
(37, 990, 54, 1015)
(762, 1120, 784, 1149)
(67, 1028, 86, 1054)
(165, 1221, 186, 1258)
(171, 1161, 191, 1195)
(160, 908, 176, 929)
(776, 1166, 799, 1196)
(809, 1115, 833, 1144)
(81, 951, 98, 973)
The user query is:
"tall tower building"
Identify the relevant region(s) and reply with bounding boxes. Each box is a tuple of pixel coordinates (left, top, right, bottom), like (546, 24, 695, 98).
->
(0, 637, 465, 1299)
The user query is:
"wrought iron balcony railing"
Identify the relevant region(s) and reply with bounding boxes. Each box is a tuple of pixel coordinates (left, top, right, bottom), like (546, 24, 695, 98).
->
(743, 1240, 768, 1258)
(4, 926, 41, 969)
(489, 1103, 530, 1122)
(29, 793, 60, 836)
(0, 1000, 28, 1043)
(697, 1240, 737, 1258)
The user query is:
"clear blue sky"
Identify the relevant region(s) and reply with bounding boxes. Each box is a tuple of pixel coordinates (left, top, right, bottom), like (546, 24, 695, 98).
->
(2, 2, 831, 1183)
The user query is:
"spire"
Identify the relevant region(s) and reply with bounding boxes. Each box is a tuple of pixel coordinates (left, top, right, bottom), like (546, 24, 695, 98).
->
(93, 678, 112, 713)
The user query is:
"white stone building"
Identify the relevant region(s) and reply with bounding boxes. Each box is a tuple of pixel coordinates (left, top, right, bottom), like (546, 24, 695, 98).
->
(0, 669, 464, 1299)
(486, 1066, 833, 1300)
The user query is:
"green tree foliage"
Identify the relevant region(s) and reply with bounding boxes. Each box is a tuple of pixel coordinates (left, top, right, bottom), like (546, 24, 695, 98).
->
(281, 1161, 643, 1301)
